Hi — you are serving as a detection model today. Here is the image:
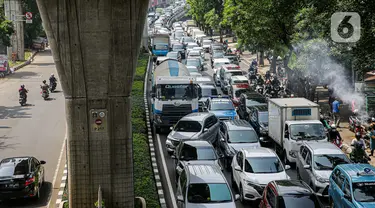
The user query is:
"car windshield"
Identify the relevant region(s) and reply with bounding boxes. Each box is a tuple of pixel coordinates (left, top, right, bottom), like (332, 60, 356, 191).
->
(245, 157, 283, 173)
(188, 67, 199, 73)
(213, 46, 223, 50)
(290, 124, 326, 141)
(228, 130, 258, 143)
(157, 84, 197, 100)
(184, 37, 194, 42)
(353, 182, 375, 202)
(186, 59, 200, 67)
(180, 146, 216, 160)
(227, 71, 243, 77)
(259, 112, 268, 124)
(173, 44, 183, 49)
(201, 87, 218, 97)
(232, 79, 247, 84)
(279, 194, 321, 208)
(203, 40, 212, 45)
(213, 62, 228, 69)
(313, 154, 350, 170)
(0, 159, 28, 176)
(167, 53, 178, 58)
(175, 32, 183, 38)
(213, 52, 224, 58)
(189, 51, 200, 56)
(154, 44, 168, 50)
(187, 183, 232, 203)
(174, 121, 202, 132)
(187, 44, 198, 49)
(210, 100, 234, 110)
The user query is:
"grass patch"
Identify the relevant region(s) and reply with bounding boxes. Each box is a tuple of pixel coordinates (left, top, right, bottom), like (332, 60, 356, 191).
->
(133, 53, 159, 208)
(9, 51, 33, 67)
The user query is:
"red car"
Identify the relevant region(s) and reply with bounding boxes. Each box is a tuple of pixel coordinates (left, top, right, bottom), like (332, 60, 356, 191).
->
(259, 180, 324, 208)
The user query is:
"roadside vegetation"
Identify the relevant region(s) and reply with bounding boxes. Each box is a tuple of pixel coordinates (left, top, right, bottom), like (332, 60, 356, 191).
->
(9, 51, 32, 67)
(133, 53, 160, 208)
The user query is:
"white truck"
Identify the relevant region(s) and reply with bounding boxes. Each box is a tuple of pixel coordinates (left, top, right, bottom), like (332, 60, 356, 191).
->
(151, 59, 201, 133)
(267, 98, 328, 165)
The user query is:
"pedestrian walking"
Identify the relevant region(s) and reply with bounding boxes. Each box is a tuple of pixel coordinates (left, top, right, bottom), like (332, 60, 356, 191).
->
(332, 97, 341, 127)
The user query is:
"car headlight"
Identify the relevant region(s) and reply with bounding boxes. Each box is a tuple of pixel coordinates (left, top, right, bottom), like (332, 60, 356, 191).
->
(316, 175, 328, 183)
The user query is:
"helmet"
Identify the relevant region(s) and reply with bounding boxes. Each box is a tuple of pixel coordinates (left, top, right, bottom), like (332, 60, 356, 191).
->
(51, 73, 54, 77)
(320, 114, 324, 119)
(355, 132, 361, 139)
(21, 84, 25, 88)
(331, 124, 336, 129)
(353, 109, 359, 114)
(372, 117, 375, 122)
(43, 80, 46, 84)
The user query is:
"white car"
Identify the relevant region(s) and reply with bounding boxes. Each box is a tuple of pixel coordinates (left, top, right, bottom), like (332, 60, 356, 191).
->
(202, 39, 212, 52)
(186, 66, 202, 77)
(187, 50, 204, 64)
(186, 42, 199, 53)
(231, 147, 290, 203)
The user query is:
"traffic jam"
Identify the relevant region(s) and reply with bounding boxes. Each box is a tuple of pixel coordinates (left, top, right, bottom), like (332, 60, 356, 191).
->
(148, 4, 375, 208)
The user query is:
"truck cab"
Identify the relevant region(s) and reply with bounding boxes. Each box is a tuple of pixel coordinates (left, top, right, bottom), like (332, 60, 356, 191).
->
(151, 34, 170, 57)
(267, 98, 328, 165)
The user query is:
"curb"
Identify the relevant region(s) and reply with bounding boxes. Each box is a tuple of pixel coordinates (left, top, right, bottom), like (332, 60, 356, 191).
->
(144, 53, 167, 208)
(12, 50, 38, 72)
(55, 164, 68, 208)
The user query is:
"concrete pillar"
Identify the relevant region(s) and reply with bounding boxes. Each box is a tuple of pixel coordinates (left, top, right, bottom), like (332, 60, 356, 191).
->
(35, 0, 149, 207)
(4, 0, 24, 61)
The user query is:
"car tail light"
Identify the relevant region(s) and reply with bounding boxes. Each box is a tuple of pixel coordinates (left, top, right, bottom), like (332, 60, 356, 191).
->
(25, 177, 35, 186)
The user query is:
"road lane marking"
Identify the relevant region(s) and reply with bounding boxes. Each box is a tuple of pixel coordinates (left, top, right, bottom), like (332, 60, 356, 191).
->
(46, 122, 67, 207)
(156, 134, 178, 208)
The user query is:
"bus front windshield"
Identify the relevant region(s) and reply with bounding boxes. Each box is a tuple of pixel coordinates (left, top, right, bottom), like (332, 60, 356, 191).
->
(157, 84, 197, 100)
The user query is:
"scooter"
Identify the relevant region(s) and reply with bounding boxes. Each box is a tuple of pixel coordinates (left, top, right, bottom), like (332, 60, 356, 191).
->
(19, 93, 27, 106)
(50, 81, 57, 92)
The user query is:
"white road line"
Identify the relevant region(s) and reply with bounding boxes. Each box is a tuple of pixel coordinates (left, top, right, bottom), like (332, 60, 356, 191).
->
(156, 134, 178, 208)
(46, 122, 67, 207)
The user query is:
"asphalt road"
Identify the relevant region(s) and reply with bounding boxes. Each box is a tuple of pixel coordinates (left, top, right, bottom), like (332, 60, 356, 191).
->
(151, 52, 299, 208)
(0, 50, 66, 207)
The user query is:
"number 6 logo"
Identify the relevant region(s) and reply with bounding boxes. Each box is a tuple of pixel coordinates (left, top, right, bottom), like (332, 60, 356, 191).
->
(331, 12, 361, 43)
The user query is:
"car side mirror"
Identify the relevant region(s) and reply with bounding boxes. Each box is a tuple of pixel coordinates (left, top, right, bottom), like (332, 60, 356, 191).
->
(218, 154, 224, 159)
(177, 195, 184, 202)
(344, 194, 352, 201)
(40, 160, 46, 165)
(303, 164, 311, 169)
(285, 165, 291, 170)
(235, 194, 240, 201)
(203, 128, 209, 132)
(170, 126, 174, 130)
(234, 165, 241, 171)
(284, 133, 289, 139)
(259, 137, 265, 142)
(220, 137, 225, 142)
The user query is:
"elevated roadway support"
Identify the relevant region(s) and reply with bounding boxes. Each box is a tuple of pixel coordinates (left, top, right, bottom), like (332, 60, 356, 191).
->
(35, 1, 149, 207)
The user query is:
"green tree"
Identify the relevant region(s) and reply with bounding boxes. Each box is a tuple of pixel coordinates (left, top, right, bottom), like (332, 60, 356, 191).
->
(22, 0, 45, 48)
(0, 5, 14, 47)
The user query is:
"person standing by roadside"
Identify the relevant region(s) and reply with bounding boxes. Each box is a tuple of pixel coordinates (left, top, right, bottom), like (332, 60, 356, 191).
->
(332, 97, 341, 127)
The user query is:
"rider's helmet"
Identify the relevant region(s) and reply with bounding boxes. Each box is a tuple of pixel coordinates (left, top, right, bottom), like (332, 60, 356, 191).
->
(21, 84, 25, 89)
(372, 117, 375, 122)
(331, 124, 337, 131)
(355, 132, 362, 139)
(43, 80, 46, 84)
(51, 73, 54, 77)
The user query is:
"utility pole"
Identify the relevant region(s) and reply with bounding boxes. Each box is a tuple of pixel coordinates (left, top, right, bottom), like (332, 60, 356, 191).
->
(4, 0, 25, 61)
(142, 12, 149, 50)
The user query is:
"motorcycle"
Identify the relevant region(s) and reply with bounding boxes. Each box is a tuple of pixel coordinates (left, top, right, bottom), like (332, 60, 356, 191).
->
(255, 85, 264, 94)
(50, 81, 57, 92)
(19, 93, 27, 106)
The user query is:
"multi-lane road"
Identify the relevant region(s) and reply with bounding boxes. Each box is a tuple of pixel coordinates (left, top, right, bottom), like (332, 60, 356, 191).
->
(151, 51, 300, 208)
(0, 50, 66, 207)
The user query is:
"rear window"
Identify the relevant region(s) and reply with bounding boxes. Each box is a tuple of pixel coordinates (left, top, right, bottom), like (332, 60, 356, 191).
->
(0, 166, 15, 177)
(0, 159, 29, 176)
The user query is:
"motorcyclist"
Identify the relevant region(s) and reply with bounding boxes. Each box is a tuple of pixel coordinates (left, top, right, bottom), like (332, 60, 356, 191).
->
(227, 48, 232, 54)
(350, 142, 371, 163)
(370, 117, 375, 129)
(271, 74, 280, 87)
(49, 73, 57, 85)
(251, 58, 258, 67)
(320, 114, 330, 130)
(19, 84, 28, 100)
(328, 124, 342, 142)
(41, 80, 49, 93)
(256, 75, 264, 86)
(265, 71, 271, 81)
(351, 132, 366, 150)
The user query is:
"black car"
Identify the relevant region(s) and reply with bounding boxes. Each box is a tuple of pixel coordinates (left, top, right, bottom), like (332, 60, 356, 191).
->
(237, 91, 267, 120)
(248, 105, 269, 137)
(260, 180, 324, 208)
(0, 157, 46, 200)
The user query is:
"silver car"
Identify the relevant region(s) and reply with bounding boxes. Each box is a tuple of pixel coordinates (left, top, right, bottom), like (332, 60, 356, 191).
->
(173, 140, 222, 182)
(166, 113, 220, 155)
(176, 164, 239, 208)
(296, 141, 351, 197)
